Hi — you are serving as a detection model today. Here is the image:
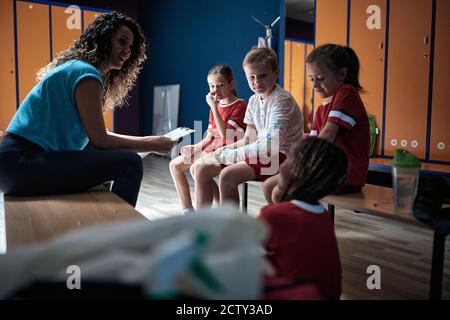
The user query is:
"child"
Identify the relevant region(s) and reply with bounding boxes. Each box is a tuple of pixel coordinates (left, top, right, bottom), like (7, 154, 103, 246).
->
(169, 65, 246, 213)
(263, 43, 370, 203)
(259, 137, 348, 300)
(190, 48, 304, 208)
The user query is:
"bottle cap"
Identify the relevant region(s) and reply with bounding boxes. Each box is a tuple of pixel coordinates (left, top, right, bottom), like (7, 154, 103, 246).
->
(391, 149, 421, 168)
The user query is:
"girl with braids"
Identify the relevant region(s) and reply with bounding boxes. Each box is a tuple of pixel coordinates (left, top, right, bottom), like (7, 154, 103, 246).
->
(0, 12, 175, 207)
(259, 137, 348, 300)
(263, 43, 369, 203)
(169, 64, 246, 213)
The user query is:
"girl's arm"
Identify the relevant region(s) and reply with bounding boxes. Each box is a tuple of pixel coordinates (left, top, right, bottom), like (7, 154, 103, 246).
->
(206, 93, 227, 139)
(318, 122, 340, 142)
(76, 78, 175, 153)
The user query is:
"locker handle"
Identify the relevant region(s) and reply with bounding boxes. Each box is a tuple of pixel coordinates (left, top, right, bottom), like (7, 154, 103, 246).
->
(424, 36, 429, 44)
(379, 41, 383, 50)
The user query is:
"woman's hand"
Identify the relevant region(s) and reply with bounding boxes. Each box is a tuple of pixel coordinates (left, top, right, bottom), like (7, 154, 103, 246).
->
(143, 136, 176, 154)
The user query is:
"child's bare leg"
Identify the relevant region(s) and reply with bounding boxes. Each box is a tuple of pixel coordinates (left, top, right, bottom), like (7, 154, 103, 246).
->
(212, 179, 220, 204)
(169, 155, 194, 209)
(190, 154, 223, 209)
(262, 174, 279, 204)
(219, 163, 256, 205)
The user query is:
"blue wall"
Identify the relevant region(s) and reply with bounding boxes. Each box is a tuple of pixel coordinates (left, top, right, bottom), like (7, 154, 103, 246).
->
(139, 0, 283, 135)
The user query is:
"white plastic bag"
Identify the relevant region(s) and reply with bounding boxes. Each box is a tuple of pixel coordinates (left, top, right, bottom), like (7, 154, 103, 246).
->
(0, 204, 269, 299)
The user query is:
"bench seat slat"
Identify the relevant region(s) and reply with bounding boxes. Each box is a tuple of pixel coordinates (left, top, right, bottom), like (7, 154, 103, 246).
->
(5, 189, 144, 249)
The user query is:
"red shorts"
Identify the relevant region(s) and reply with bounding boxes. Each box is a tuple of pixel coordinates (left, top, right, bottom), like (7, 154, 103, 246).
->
(245, 152, 287, 181)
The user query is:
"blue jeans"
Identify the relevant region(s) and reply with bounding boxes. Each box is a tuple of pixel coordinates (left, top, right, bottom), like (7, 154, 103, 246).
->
(0, 133, 143, 207)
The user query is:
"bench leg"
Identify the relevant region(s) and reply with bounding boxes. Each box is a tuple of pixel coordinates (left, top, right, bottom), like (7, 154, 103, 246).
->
(241, 182, 248, 214)
(429, 232, 446, 300)
(328, 204, 335, 224)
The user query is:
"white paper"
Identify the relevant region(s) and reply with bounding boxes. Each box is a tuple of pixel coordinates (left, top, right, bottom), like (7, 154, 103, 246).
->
(138, 127, 195, 158)
(163, 127, 195, 140)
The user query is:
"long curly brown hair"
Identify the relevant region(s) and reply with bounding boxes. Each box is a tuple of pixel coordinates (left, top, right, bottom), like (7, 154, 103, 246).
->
(37, 11, 147, 111)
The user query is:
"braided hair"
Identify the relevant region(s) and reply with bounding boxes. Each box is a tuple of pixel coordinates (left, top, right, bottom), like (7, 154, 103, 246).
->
(281, 137, 349, 203)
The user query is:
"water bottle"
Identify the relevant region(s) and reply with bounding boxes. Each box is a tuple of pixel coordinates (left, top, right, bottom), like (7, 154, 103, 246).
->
(391, 149, 421, 216)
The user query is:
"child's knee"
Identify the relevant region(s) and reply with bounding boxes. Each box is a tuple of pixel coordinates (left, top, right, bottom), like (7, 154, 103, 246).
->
(218, 168, 237, 189)
(189, 162, 198, 178)
(192, 163, 209, 182)
(169, 156, 184, 173)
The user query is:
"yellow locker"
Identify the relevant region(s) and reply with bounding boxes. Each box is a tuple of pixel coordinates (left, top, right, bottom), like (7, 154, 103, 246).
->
(290, 42, 305, 112)
(51, 5, 82, 59)
(429, 0, 450, 162)
(284, 40, 292, 92)
(384, 0, 432, 158)
(0, 0, 17, 141)
(315, 0, 348, 46)
(83, 9, 114, 132)
(16, 1, 51, 104)
(304, 44, 314, 132)
(314, 0, 348, 108)
(349, 0, 386, 156)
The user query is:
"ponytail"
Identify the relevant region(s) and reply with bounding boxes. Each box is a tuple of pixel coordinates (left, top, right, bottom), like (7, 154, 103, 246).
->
(306, 44, 364, 92)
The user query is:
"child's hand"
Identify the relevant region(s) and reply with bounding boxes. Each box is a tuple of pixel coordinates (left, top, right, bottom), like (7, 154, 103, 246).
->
(206, 92, 217, 108)
(213, 147, 225, 158)
(180, 144, 196, 157)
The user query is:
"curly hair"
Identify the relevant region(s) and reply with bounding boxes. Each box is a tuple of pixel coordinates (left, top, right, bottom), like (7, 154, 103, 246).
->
(37, 11, 147, 111)
(281, 137, 349, 203)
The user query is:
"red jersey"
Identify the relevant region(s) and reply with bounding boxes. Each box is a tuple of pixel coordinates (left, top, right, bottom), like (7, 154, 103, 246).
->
(259, 200, 342, 299)
(203, 99, 247, 153)
(313, 84, 369, 187)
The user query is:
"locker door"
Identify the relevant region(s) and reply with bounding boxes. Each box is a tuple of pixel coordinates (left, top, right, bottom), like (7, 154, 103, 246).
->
(284, 40, 292, 92)
(0, 0, 17, 141)
(290, 42, 306, 113)
(384, 0, 432, 158)
(304, 44, 314, 132)
(83, 9, 114, 132)
(429, 0, 450, 162)
(349, 0, 386, 156)
(51, 5, 82, 59)
(315, 0, 348, 46)
(16, 1, 50, 104)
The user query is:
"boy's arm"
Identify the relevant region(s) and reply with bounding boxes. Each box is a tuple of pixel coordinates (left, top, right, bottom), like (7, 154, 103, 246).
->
(221, 124, 257, 150)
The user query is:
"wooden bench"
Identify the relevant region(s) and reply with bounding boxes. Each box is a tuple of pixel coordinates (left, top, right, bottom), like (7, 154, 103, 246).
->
(3, 187, 145, 250)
